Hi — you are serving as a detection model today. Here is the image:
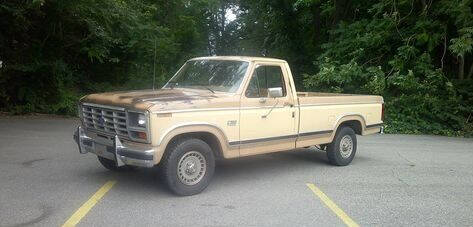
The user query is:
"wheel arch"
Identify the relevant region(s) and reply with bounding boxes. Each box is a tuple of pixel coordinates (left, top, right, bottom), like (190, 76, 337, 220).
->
(156, 123, 234, 164)
(330, 115, 366, 141)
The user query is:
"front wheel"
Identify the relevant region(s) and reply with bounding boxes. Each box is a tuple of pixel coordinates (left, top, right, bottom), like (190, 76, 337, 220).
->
(161, 138, 215, 196)
(326, 126, 357, 166)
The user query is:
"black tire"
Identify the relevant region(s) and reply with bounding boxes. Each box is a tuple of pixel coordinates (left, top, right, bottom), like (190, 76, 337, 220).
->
(161, 138, 215, 196)
(326, 126, 357, 166)
(97, 156, 137, 171)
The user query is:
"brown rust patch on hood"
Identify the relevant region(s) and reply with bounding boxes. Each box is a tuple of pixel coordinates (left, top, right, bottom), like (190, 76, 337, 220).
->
(81, 88, 239, 112)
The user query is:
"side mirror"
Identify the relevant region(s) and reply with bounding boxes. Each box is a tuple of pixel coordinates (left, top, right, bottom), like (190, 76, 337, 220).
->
(268, 87, 283, 98)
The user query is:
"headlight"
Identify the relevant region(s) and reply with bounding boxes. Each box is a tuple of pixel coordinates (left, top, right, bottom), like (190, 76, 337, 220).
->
(128, 112, 147, 128)
(128, 111, 149, 142)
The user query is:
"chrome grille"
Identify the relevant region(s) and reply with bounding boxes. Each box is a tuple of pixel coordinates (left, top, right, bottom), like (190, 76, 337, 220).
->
(81, 104, 129, 137)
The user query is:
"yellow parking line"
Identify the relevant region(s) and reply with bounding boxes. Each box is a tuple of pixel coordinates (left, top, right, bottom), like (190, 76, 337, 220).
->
(306, 183, 359, 227)
(62, 180, 116, 227)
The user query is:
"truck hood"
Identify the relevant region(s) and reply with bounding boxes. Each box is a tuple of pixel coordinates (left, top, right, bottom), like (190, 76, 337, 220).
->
(81, 88, 238, 112)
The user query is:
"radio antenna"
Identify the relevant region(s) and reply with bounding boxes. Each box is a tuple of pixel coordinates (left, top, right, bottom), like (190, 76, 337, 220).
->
(152, 39, 157, 90)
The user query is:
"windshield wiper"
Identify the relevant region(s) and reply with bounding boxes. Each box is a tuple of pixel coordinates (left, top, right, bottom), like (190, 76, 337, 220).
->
(205, 87, 215, 93)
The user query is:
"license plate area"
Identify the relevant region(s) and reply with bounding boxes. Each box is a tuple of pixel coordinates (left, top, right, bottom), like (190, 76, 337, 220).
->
(94, 143, 108, 156)
(94, 133, 114, 146)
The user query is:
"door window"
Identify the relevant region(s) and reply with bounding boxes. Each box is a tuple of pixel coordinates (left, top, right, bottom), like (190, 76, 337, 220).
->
(245, 65, 286, 98)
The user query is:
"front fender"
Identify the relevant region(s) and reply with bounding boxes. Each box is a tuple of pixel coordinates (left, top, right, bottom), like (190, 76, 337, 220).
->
(154, 122, 238, 164)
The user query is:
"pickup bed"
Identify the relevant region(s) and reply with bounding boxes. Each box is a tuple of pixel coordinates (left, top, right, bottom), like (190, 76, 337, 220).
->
(74, 56, 384, 195)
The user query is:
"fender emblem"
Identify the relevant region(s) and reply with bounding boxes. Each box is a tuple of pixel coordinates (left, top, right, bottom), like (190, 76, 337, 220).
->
(227, 120, 237, 126)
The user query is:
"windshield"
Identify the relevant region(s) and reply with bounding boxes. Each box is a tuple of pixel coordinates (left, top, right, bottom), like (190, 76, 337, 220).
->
(164, 60, 249, 93)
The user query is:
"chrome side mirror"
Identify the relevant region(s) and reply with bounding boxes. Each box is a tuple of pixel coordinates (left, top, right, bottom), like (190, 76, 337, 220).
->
(268, 87, 283, 98)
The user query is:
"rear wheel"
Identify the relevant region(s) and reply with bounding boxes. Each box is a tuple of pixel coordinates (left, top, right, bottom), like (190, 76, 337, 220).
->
(97, 156, 136, 171)
(161, 138, 215, 196)
(326, 126, 357, 166)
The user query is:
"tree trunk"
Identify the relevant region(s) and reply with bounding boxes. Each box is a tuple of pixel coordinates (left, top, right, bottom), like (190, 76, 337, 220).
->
(420, 0, 427, 9)
(216, 0, 226, 55)
(333, 0, 350, 26)
(468, 61, 473, 80)
(459, 56, 465, 80)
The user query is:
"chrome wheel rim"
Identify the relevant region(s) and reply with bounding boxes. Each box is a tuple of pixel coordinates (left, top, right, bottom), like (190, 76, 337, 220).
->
(339, 135, 353, 159)
(177, 151, 206, 185)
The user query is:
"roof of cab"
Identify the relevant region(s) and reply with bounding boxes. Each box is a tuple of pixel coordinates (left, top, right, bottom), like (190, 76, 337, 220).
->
(189, 56, 287, 63)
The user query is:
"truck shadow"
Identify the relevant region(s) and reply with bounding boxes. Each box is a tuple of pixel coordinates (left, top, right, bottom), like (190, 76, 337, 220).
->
(79, 148, 347, 197)
(216, 148, 328, 175)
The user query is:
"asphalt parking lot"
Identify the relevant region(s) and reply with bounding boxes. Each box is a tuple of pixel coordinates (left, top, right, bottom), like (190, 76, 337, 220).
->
(1, 116, 472, 227)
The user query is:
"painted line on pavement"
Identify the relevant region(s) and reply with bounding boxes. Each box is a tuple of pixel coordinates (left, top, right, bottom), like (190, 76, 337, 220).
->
(62, 180, 117, 227)
(306, 183, 359, 227)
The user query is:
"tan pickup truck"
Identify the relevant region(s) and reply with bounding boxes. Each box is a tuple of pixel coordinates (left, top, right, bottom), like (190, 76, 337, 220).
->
(74, 56, 384, 195)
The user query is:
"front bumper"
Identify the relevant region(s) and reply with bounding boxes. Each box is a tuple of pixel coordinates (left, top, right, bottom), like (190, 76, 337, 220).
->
(73, 126, 155, 168)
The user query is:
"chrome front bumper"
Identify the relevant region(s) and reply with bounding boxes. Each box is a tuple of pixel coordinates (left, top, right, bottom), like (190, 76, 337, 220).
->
(73, 126, 155, 168)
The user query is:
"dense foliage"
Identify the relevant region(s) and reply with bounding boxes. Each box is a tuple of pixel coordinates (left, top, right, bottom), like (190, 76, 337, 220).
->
(0, 0, 211, 114)
(1, 0, 472, 136)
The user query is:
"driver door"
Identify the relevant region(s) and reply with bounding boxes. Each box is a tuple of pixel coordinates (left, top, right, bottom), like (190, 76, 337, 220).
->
(239, 63, 297, 156)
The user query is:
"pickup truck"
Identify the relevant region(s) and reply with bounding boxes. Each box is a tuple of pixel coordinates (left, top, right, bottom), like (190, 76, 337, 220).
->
(74, 56, 384, 195)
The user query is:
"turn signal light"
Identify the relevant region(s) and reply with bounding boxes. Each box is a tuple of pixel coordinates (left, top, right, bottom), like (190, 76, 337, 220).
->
(131, 131, 147, 140)
(136, 131, 147, 140)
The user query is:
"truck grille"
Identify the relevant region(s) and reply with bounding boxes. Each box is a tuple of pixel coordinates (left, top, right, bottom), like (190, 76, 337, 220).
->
(81, 104, 129, 137)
